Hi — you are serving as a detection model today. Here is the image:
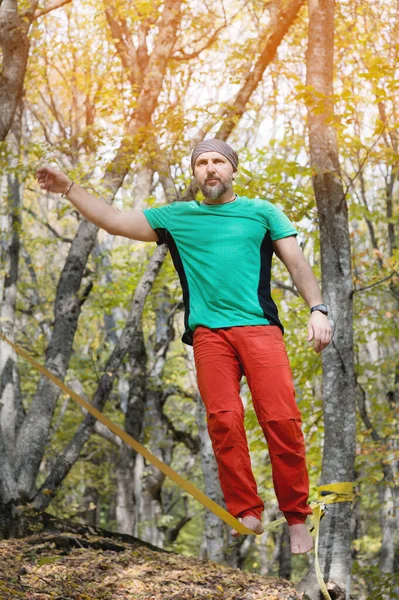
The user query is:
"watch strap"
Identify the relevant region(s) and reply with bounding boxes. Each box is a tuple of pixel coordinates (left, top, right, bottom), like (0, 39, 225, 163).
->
(310, 304, 328, 316)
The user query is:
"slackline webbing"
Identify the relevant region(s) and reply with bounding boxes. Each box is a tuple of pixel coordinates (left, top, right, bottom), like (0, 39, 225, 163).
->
(313, 482, 355, 600)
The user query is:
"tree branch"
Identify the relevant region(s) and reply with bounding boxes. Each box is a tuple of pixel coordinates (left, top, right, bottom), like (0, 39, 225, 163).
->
(352, 269, 398, 296)
(216, 0, 306, 140)
(23, 207, 74, 243)
(33, 0, 72, 20)
(104, 4, 140, 87)
(272, 279, 299, 297)
(172, 22, 227, 61)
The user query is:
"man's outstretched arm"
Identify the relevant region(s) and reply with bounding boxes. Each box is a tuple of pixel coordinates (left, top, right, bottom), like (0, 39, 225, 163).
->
(273, 236, 332, 353)
(36, 166, 158, 242)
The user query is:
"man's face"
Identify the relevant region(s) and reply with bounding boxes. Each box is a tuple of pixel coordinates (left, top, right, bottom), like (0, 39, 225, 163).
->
(193, 151, 235, 200)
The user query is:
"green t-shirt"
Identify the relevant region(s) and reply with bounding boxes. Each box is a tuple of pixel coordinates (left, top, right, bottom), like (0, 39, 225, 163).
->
(143, 196, 297, 345)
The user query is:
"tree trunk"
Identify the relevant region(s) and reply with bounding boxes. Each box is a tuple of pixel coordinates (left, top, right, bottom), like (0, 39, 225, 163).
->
(0, 2, 32, 141)
(115, 326, 148, 535)
(0, 102, 24, 504)
(304, 0, 357, 596)
(379, 483, 396, 574)
(196, 391, 232, 564)
(0, 0, 73, 141)
(277, 526, 292, 581)
(134, 290, 177, 546)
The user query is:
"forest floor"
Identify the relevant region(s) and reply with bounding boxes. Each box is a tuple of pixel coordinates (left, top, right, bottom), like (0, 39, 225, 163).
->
(0, 530, 304, 600)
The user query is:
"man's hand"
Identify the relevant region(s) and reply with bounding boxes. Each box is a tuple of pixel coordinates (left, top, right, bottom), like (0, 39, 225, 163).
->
(37, 166, 71, 194)
(307, 311, 332, 353)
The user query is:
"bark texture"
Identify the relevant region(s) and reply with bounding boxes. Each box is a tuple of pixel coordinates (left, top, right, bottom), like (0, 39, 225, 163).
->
(114, 326, 148, 535)
(0, 103, 25, 505)
(304, 0, 357, 596)
(0, 1, 31, 141)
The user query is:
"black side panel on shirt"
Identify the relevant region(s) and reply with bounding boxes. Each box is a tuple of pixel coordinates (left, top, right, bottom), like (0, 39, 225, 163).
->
(154, 227, 169, 245)
(258, 231, 284, 334)
(153, 228, 193, 345)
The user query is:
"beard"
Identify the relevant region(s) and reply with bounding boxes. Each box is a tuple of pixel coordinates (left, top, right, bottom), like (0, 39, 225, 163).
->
(199, 178, 230, 200)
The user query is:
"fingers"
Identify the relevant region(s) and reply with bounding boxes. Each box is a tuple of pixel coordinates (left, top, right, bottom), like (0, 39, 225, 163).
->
(36, 166, 48, 175)
(313, 328, 331, 353)
(38, 177, 52, 191)
(36, 167, 53, 191)
(315, 332, 332, 352)
(36, 166, 69, 194)
(308, 314, 333, 353)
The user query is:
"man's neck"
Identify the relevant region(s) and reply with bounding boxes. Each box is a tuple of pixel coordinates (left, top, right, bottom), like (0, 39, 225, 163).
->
(203, 191, 237, 205)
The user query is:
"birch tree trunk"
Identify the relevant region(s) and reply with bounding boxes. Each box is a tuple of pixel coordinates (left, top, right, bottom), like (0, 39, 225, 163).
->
(0, 102, 23, 504)
(115, 326, 148, 535)
(196, 392, 231, 563)
(303, 0, 357, 596)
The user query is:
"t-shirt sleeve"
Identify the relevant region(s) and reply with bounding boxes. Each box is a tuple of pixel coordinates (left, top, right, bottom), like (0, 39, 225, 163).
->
(143, 203, 175, 244)
(264, 201, 298, 241)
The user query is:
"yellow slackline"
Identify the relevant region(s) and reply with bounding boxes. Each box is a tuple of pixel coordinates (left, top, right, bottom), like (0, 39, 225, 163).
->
(312, 482, 356, 600)
(0, 331, 355, 599)
(312, 502, 330, 600)
(318, 482, 355, 504)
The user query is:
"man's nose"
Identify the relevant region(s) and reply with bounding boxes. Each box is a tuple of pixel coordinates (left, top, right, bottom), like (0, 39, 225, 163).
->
(206, 162, 216, 172)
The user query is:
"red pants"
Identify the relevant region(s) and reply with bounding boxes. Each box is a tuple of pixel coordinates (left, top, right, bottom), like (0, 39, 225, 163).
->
(193, 325, 312, 526)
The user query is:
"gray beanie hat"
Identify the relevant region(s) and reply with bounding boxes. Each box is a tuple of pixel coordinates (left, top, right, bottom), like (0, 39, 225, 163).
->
(191, 139, 239, 172)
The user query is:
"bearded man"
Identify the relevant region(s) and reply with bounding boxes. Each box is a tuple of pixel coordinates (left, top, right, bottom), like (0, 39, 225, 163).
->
(37, 139, 332, 554)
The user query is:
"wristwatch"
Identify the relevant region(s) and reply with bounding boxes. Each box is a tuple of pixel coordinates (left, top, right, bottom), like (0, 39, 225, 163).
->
(310, 304, 329, 316)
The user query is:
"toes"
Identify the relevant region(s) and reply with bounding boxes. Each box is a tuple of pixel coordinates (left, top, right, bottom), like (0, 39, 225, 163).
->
(291, 541, 313, 554)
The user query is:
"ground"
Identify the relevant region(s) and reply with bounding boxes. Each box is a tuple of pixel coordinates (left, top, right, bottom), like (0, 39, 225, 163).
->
(0, 531, 304, 600)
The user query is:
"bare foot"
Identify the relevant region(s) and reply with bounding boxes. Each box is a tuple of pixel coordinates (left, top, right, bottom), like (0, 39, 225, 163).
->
(289, 523, 313, 554)
(231, 515, 264, 537)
